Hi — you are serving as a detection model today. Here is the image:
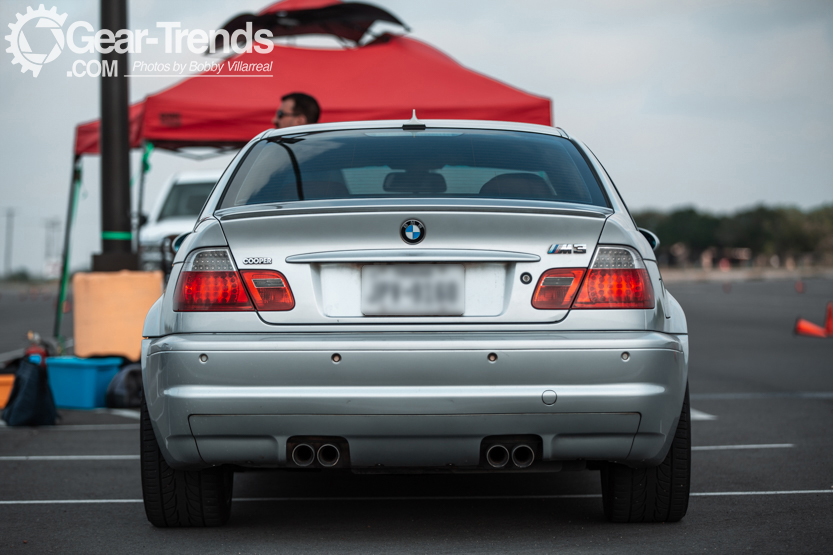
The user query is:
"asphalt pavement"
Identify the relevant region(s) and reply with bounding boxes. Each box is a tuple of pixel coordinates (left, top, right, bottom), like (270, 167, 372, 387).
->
(1, 278, 832, 553)
(0, 284, 68, 355)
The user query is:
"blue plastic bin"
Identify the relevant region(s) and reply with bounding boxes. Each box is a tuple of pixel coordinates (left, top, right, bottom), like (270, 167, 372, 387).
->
(46, 357, 122, 409)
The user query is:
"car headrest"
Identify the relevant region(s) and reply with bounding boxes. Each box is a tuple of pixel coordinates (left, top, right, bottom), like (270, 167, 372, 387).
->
(479, 173, 555, 199)
(383, 171, 447, 194)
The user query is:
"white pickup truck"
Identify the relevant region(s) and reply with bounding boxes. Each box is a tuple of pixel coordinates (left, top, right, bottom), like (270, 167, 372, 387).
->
(138, 171, 221, 271)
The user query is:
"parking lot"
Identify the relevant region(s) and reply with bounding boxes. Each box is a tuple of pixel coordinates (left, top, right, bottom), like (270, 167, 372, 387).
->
(1, 279, 832, 553)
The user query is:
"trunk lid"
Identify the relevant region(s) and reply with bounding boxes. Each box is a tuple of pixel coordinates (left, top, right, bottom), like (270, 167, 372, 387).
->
(218, 200, 608, 325)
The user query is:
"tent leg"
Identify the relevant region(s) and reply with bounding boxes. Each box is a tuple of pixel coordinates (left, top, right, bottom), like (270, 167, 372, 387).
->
(134, 141, 153, 255)
(53, 157, 83, 346)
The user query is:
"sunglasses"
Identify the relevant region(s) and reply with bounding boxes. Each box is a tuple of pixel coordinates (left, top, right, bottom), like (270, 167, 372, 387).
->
(276, 110, 298, 119)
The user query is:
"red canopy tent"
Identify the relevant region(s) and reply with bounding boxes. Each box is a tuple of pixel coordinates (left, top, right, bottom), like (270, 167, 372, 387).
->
(57, 1, 552, 341)
(73, 34, 551, 154)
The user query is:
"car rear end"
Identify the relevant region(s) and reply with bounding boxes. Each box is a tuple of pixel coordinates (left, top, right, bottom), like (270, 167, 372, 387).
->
(140, 120, 689, 526)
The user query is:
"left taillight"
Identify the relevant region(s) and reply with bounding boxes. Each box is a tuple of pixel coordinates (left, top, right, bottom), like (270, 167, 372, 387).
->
(573, 246, 655, 309)
(174, 249, 253, 312)
(531, 246, 655, 310)
(532, 268, 586, 309)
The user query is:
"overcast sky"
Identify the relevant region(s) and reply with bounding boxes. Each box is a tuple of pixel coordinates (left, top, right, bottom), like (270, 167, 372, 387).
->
(1, 0, 832, 275)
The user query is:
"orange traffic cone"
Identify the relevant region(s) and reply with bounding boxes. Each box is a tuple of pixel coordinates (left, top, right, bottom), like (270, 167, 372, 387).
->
(825, 302, 833, 336)
(795, 318, 827, 338)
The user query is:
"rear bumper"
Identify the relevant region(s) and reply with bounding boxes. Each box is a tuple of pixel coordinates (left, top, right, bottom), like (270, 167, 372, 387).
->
(142, 331, 688, 470)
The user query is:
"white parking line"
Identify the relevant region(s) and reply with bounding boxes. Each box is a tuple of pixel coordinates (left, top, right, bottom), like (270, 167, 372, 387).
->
(691, 490, 833, 497)
(0, 455, 139, 461)
(0, 499, 143, 505)
(1, 490, 832, 505)
(693, 443, 794, 451)
(691, 408, 717, 421)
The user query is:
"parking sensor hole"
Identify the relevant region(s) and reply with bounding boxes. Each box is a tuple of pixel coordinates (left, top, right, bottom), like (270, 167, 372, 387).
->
(332, 353, 341, 363)
(199, 354, 208, 363)
(621, 352, 630, 361)
(488, 353, 498, 362)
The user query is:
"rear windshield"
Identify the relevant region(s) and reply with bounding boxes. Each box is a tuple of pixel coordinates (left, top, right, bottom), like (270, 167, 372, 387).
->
(159, 182, 215, 220)
(218, 129, 608, 209)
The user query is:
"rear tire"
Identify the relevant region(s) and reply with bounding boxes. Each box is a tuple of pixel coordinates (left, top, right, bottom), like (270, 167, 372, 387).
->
(140, 399, 233, 527)
(600, 384, 690, 523)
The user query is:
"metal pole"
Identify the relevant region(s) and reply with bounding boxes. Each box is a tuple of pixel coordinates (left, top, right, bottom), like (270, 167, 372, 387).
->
(94, 0, 135, 271)
(4, 208, 13, 277)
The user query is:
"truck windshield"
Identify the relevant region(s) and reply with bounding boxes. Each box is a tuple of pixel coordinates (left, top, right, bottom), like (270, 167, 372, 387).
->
(219, 128, 608, 209)
(159, 182, 214, 220)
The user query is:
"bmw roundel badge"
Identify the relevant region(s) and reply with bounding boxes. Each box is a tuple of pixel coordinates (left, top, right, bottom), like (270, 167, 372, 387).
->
(400, 219, 426, 245)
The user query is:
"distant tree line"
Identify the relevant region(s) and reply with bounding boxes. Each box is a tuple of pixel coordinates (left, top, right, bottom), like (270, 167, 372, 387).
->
(632, 204, 833, 268)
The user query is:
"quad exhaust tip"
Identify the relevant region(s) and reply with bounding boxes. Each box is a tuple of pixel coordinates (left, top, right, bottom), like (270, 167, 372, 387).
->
(486, 444, 510, 468)
(292, 444, 316, 467)
(317, 444, 340, 467)
(512, 444, 535, 468)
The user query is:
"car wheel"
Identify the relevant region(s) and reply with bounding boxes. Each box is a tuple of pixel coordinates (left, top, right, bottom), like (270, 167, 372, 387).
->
(600, 383, 690, 523)
(140, 399, 233, 527)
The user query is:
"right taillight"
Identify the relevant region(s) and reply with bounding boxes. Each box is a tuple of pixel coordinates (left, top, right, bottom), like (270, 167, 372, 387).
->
(573, 246, 655, 309)
(174, 249, 253, 312)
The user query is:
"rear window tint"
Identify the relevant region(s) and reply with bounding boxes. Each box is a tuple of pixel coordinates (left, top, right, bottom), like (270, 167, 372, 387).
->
(219, 129, 608, 209)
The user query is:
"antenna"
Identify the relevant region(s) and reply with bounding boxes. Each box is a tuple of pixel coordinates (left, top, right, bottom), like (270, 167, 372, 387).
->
(402, 109, 426, 131)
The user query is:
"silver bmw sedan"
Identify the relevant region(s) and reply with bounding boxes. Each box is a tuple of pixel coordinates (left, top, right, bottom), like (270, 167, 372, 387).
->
(140, 119, 690, 527)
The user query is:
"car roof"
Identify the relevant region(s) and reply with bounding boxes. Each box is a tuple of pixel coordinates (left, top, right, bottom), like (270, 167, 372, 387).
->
(261, 119, 569, 140)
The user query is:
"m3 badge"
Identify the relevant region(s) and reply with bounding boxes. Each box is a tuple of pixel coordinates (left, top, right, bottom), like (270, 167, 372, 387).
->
(548, 244, 587, 254)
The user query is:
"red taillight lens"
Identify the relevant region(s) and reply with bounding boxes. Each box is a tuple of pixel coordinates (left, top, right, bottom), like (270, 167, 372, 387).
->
(174, 271, 253, 311)
(174, 248, 253, 312)
(573, 246, 655, 309)
(532, 268, 585, 309)
(240, 270, 295, 311)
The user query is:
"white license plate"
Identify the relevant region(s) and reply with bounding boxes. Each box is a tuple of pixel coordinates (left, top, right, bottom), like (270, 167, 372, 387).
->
(361, 264, 465, 316)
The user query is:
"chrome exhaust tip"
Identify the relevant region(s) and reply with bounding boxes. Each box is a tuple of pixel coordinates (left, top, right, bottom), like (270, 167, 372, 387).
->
(292, 444, 316, 467)
(511, 444, 535, 468)
(485, 444, 510, 468)
(317, 444, 340, 467)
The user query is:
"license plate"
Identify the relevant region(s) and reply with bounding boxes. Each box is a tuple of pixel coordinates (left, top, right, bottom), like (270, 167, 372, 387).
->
(361, 264, 465, 316)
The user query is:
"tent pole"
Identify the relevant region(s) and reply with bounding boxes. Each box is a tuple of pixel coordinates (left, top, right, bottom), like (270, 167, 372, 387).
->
(133, 141, 153, 254)
(53, 156, 83, 346)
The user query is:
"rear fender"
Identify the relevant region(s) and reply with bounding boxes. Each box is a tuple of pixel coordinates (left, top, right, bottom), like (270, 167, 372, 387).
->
(599, 213, 655, 261)
(172, 218, 228, 264)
